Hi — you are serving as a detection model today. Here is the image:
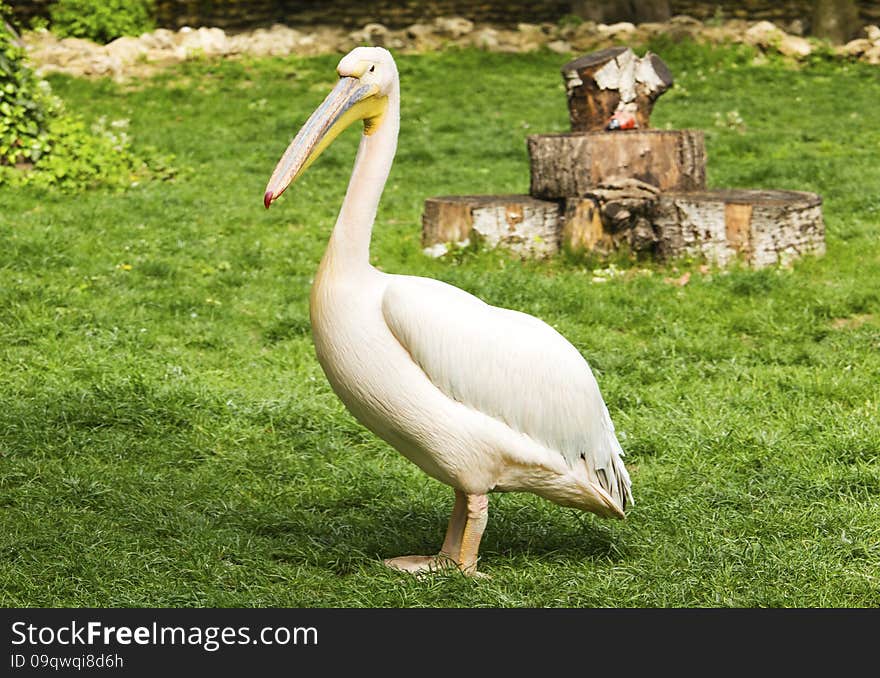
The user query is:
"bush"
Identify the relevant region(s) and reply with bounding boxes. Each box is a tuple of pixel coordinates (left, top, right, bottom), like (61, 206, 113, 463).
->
(4, 114, 177, 191)
(0, 4, 174, 191)
(49, 0, 155, 44)
(0, 4, 55, 166)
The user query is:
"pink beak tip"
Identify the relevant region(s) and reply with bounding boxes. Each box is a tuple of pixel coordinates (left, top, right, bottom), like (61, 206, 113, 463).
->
(263, 191, 273, 209)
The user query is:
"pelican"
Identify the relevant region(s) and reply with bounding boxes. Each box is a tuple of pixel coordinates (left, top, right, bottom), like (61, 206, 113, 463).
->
(264, 47, 632, 576)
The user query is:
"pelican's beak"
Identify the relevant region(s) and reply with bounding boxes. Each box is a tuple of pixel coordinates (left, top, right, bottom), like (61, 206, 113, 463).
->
(263, 76, 386, 208)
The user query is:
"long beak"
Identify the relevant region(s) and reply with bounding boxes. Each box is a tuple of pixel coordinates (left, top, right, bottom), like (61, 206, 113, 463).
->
(264, 76, 385, 208)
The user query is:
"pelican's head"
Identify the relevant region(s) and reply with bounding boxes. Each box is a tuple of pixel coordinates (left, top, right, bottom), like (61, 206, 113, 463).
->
(263, 46, 396, 209)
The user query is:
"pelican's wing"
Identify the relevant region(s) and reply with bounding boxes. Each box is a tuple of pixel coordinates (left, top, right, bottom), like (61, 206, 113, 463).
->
(381, 275, 632, 509)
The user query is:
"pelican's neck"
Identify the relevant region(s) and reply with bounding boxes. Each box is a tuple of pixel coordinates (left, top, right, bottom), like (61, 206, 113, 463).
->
(322, 80, 400, 276)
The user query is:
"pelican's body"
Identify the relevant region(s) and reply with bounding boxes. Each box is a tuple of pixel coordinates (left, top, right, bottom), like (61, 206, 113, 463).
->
(265, 47, 632, 575)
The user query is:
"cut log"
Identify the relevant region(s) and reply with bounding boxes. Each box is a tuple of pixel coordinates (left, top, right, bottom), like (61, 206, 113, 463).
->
(422, 195, 562, 259)
(528, 129, 706, 198)
(654, 189, 826, 267)
(562, 178, 660, 256)
(561, 47, 674, 132)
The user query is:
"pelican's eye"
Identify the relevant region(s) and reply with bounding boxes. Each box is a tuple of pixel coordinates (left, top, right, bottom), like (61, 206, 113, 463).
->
(369, 65, 376, 73)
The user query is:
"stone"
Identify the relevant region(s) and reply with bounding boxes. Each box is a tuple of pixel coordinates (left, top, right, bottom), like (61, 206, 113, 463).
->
(777, 34, 813, 59)
(547, 40, 572, 54)
(177, 26, 229, 57)
(573, 21, 598, 40)
(405, 23, 442, 51)
(515, 22, 546, 51)
(350, 22, 390, 47)
(597, 22, 636, 36)
(493, 29, 529, 53)
(470, 28, 499, 50)
(865, 45, 880, 64)
(59, 36, 98, 54)
(668, 15, 703, 26)
(104, 36, 146, 66)
(434, 16, 474, 39)
(743, 21, 812, 59)
(786, 19, 806, 36)
(16, 14, 880, 82)
(139, 28, 176, 51)
(744, 21, 785, 49)
(838, 38, 872, 57)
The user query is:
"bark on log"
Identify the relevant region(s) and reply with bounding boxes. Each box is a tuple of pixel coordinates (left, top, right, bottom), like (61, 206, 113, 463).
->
(654, 189, 826, 267)
(422, 195, 562, 259)
(528, 129, 706, 199)
(561, 47, 673, 132)
(562, 178, 660, 256)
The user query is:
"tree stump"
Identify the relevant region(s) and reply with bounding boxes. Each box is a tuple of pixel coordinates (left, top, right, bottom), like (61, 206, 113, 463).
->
(653, 189, 826, 267)
(528, 129, 706, 199)
(561, 47, 674, 132)
(422, 195, 562, 259)
(562, 178, 660, 256)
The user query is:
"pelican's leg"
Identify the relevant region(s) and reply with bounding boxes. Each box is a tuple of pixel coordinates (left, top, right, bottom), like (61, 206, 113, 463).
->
(438, 489, 468, 563)
(384, 489, 484, 575)
(455, 494, 488, 576)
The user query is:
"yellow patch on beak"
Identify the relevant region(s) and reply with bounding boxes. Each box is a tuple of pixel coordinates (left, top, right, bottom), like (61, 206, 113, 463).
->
(264, 75, 388, 207)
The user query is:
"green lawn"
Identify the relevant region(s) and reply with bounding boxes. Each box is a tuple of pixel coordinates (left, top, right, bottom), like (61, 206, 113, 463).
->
(1, 41, 878, 607)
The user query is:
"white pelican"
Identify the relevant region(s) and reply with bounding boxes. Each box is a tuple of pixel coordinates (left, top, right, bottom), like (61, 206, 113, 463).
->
(264, 47, 632, 576)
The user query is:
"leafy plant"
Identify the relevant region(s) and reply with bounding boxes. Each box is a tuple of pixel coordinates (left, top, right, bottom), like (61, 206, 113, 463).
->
(0, 4, 174, 190)
(49, 0, 155, 44)
(0, 3, 56, 166)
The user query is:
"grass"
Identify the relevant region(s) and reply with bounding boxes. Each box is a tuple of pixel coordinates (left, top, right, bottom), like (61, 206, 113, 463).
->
(1, 40, 878, 607)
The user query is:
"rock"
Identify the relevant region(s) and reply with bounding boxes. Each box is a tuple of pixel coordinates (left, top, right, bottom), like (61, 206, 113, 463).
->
(700, 20, 750, 45)
(470, 27, 499, 50)
(745, 21, 811, 59)
(84, 54, 120, 77)
(838, 38, 872, 57)
(350, 22, 390, 47)
(305, 27, 346, 55)
(240, 28, 277, 57)
(104, 36, 147, 65)
(515, 23, 547, 51)
(405, 23, 442, 51)
(668, 15, 703, 26)
(570, 21, 600, 50)
(573, 21, 598, 39)
(637, 22, 668, 38)
(182, 27, 228, 55)
(434, 16, 474, 39)
(744, 21, 785, 49)
(59, 36, 99, 54)
(786, 19, 806, 36)
(777, 33, 813, 59)
(139, 28, 176, 51)
(200, 27, 230, 55)
(241, 26, 302, 57)
(16, 15, 880, 81)
(547, 40, 572, 54)
(269, 24, 303, 41)
(597, 22, 636, 36)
